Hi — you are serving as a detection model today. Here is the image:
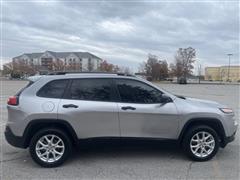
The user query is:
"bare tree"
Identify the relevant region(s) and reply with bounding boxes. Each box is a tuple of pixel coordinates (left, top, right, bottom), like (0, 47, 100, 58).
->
(142, 54, 169, 81)
(99, 60, 114, 72)
(2, 62, 13, 75)
(12, 59, 36, 77)
(99, 60, 131, 74)
(158, 60, 168, 80)
(113, 65, 120, 73)
(171, 47, 196, 79)
(119, 66, 132, 74)
(145, 54, 158, 79)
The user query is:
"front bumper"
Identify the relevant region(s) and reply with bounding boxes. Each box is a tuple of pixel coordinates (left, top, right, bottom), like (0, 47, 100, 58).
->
(4, 125, 26, 148)
(220, 131, 237, 148)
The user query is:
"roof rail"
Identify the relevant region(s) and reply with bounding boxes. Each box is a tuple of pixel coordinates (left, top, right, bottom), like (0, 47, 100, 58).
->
(116, 73, 135, 77)
(47, 71, 135, 77)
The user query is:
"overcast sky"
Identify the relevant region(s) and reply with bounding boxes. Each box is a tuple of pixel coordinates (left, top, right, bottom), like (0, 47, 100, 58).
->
(1, 0, 239, 72)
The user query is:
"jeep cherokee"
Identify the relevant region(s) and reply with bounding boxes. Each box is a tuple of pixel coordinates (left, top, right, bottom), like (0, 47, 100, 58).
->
(5, 73, 238, 167)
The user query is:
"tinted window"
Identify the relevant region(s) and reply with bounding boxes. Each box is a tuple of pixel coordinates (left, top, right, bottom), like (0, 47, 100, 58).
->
(69, 79, 112, 101)
(116, 79, 162, 103)
(37, 80, 68, 98)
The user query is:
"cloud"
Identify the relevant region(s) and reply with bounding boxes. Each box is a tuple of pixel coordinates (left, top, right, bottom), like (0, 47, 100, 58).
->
(98, 19, 135, 35)
(68, 35, 82, 41)
(2, 1, 239, 71)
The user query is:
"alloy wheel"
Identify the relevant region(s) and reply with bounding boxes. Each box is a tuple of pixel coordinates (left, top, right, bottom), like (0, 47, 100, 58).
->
(190, 131, 215, 158)
(35, 134, 65, 163)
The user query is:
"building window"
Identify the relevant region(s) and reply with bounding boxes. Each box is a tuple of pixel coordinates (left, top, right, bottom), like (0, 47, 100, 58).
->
(88, 58, 93, 71)
(80, 62, 82, 71)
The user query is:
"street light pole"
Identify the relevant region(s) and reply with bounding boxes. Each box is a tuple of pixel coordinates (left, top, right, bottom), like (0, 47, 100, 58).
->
(198, 64, 201, 84)
(227, 53, 233, 81)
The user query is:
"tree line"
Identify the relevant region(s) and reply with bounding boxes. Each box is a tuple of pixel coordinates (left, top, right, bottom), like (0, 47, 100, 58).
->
(100, 46, 196, 80)
(139, 47, 196, 81)
(2, 58, 132, 78)
(2, 47, 196, 80)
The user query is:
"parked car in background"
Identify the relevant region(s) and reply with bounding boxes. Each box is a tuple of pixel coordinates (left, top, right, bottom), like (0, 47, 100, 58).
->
(178, 77, 187, 84)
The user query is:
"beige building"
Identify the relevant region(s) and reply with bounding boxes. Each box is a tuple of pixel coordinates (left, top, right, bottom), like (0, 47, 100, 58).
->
(205, 66, 240, 82)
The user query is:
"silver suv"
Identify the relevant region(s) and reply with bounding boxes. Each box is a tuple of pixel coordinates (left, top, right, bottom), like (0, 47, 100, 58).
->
(5, 73, 238, 167)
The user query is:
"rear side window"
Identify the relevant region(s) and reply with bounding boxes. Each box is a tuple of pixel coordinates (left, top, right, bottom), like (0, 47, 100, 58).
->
(116, 79, 163, 103)
(68, 79, 112, 101)
(37, 80, 69, 98)
(16, 81, 34, 96)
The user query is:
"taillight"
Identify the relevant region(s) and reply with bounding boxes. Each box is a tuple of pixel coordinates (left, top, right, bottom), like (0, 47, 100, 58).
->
(7, 96, 18, 106)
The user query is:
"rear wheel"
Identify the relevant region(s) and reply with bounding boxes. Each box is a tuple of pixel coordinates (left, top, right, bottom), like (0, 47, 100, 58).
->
(182, 125, 220, 161)
(29, 128, 72, 167)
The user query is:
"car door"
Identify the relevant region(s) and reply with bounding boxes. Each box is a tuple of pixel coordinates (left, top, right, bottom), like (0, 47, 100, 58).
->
(58, 78, 120, 139)
(115, 78, 179, 139)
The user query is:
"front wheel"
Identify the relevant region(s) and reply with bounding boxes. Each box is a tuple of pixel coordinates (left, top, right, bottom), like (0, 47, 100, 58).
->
(182, 125, 220, 161)
(29, 128, 72, 167)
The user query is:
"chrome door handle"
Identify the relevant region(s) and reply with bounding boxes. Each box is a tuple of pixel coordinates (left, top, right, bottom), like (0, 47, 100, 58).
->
(62, 104, 78, 108)
(121, 106, 136, 110)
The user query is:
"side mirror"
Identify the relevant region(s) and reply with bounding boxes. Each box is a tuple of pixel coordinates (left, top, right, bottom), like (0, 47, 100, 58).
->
(160, 94, 172, 104)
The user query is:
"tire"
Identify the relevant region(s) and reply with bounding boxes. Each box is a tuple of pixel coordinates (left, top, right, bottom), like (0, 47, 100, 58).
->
(182, 125, 220, 161)
(29, 128, 72, 167)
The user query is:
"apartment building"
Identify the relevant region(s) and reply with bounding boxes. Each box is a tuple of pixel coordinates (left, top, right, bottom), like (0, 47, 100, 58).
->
(12, 50, 102, 72)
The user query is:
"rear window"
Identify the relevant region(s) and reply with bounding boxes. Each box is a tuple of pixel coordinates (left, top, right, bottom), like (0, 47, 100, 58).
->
(37, 80, 69, 98)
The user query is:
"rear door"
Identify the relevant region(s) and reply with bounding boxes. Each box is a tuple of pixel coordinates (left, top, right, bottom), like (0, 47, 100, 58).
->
(115, 78, 179, 139)
(58, 78, 120, 139)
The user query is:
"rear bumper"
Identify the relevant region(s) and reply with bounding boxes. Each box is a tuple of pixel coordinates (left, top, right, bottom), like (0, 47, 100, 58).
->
(4, 125, 26, 148)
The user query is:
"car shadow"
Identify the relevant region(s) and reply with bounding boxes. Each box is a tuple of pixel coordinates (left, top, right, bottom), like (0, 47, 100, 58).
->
(67, 139, 187, 164)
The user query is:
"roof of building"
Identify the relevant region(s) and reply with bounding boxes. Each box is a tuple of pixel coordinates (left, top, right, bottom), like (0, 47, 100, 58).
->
(219, 65, 240, 68)
(25, 53, 43, 59)
(13, 51, 102, 60)
(206, 65, 240, 69)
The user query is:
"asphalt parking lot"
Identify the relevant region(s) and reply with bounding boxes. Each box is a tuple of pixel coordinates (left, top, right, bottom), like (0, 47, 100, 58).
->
(0, 80, 239, 180)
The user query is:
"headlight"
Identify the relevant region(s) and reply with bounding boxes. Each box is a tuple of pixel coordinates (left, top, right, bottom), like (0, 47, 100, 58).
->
(219, 108, 234, 114)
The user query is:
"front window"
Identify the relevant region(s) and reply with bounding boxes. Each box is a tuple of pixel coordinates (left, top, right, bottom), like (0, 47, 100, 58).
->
(116, 79, 163, 103)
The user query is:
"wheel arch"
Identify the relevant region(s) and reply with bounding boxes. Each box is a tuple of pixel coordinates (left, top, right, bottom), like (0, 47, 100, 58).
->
(22, 119, 79, 148)
(178, 118, 226, 147)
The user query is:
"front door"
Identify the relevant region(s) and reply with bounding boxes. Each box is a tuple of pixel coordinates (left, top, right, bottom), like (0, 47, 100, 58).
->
(115, 79, 179, 139)
(58, 78, 120, 139)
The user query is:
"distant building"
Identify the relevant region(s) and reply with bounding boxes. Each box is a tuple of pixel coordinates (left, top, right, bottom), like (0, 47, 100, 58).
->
(205, 66, 240, 82)
(12, 50, 102, 73)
